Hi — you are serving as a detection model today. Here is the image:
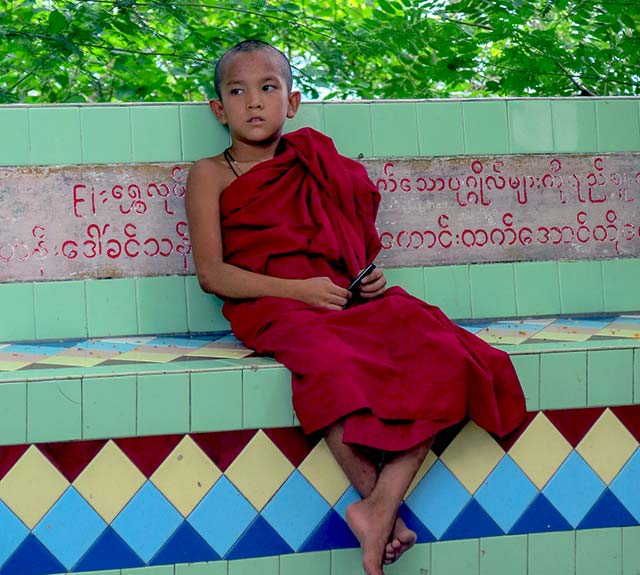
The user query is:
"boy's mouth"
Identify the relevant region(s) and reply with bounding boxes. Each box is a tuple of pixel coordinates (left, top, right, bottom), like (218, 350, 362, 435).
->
(248, 116, 265, 124)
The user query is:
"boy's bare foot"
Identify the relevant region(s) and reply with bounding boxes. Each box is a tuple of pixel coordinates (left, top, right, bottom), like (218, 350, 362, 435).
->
(346, 499, 395, 575)
(383, 517, 417, 564)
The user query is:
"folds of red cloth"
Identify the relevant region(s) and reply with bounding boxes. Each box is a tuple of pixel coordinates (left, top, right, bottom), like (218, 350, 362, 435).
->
(219, 128, 526, 451)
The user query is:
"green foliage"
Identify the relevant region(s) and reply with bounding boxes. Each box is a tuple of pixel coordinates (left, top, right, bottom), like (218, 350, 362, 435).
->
(0, 0, 638, 103)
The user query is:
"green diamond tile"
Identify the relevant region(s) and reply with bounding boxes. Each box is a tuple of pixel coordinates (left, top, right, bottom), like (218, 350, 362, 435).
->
(0, 381, 27, 445)
(83, 375, 136, 439)
(34, 280, 87, 340)
(80, 106, 132, 164)
(417, 101, 465, 156)
(0, 282, 35, 342)
(424, 265, 471, 319)
(242, 367, 293, 428)
(324, 103, 373, 158)
(86, 278, 138, 337)
(27, 378, 82, 443)
(137, 372, 189, 435)
(540, 351, 587, 409)
(191, 370, 242, 432)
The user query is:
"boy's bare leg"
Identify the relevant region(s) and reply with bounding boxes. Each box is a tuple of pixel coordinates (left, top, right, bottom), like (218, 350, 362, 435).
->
(324, 422, 431, 573)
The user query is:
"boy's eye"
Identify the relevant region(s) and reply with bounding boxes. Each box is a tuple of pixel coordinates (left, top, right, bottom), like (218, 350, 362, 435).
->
(262, 84, 277, 92)
(229, 88, 244, 95)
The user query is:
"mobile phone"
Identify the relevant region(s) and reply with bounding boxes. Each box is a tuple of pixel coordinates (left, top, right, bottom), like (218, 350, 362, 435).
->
(347, 263, 377, 293)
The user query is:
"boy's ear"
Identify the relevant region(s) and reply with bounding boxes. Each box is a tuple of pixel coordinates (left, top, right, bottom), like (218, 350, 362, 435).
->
(286, 90, 301, 119)
(209, 98, 227, 125)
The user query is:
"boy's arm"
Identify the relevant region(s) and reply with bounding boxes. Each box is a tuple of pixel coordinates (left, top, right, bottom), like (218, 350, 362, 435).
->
(186, 159, 350, 310)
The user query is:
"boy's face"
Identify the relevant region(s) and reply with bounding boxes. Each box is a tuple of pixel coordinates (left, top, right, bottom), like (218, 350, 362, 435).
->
(210, 49, 300, 146)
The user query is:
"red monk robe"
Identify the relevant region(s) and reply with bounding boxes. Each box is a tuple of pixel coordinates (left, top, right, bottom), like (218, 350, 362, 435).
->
(220, 127, 526, 451)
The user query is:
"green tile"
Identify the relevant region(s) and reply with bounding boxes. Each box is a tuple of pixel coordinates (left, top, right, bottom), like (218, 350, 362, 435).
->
(635, 350, 640, 404)
(508, 99, 554, 153)
(80, 106, 132, 164)
(602, 258, 640, 312)
(191, 370, 242, 432)
(417, 101, 465, 156)
(27, 379, 82, 442)
(285, 102, 325, 133)
(371, 102, 419, 157)
(596, 99, 640, 152)
(558, 260, 604, 314)
(469, 263, 516, 319)
(280, 550, 331, 575)
(34, 280, 87, 339)
(431, 538, 479, 575)
(0, 381, 26, 445)
(514, 261, 561, 316)
(86, 278, 138, 337)
(623, 525, 640, 575)
(228, 556, 278, 575)
(576, 527, 622, 575)
(242, 367, 293, 428)
(510, 353, 540, 410)
(386, 542, 431, 575)
(330, 548, 362, 575)
(0, 282, 35, 342)
(324, 103, 373, 158)
(384, 267, 426, 299)
(551, 99, 598, 153)
(180, 104, 230, 161)
(540, 351, 587, 409)
(528, 531, 575, 575)
(136, 275, 187, 334)
(424, 265, 471, 319)
(75, 570, 120, 575)
(588, 349, 634, 406)
(0, 107, 30, 165)
(29, 107, 82, 165)
(131, 105, 182, 162)
(83, 375, 136, 439)
(122, 567, 174, 575)
(479, 535, 527, 575)
(175, 561, 228, 575)
(137, 373, 189, 435)
(462, 100, 509, 155)
(185, 275, 230, 332)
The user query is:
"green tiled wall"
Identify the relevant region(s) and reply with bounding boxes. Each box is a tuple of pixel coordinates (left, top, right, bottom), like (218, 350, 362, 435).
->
(1, 98, 638, 167)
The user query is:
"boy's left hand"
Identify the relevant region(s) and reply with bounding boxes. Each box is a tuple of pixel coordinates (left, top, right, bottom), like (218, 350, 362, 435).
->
(358, 267, 387, 299)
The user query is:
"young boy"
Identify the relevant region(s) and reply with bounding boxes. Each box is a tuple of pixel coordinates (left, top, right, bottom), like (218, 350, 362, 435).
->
(186, 40, 525, 575)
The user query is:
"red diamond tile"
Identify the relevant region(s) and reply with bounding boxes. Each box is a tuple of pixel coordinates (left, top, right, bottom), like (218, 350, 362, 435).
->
(611, 405, 640, 442)
(544, 407, 606, 447)
(0, 444, 29, 480)
(38, 439, 108, 482)
(264, 427, 320, 467)
(114, 434, 183, 477)
(494, 410, 538, 452)
(191, 429, 258, 472)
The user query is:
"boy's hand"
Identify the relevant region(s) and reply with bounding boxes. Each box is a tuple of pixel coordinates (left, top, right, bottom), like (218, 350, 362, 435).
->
(294, 277, 351, 310)
(358, 267, 387, 299)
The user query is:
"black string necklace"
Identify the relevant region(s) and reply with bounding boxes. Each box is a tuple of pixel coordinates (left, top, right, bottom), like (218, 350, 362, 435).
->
(223, 148, 243, 177)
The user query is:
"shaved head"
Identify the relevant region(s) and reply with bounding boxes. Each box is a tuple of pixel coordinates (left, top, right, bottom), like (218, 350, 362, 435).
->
(214, 40, 293, 99)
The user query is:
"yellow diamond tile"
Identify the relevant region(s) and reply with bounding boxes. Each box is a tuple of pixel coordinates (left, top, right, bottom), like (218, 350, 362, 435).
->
(509, 412, 572, 489)
(73, 440, 145, 522)
(439, 421, 504, 494)
(151, 436, 222, 516)
(406, 450, 438, 496)
(0, 445, 69, 529)
(225, 430, 294, 511)
(298, 439, 351, 506)
(576, 408, 639, 484)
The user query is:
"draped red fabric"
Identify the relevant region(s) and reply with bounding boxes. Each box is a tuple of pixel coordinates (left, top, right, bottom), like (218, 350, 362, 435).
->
(220, 127, 526, 451)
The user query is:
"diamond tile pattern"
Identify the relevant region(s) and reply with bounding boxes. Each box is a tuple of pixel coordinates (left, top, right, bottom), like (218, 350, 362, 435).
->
(0, 408, 638, 573)
(1, 314, 638, 374)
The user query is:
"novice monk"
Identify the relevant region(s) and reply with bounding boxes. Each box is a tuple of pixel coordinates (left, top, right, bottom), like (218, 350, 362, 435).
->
(186, 39, 526, 575)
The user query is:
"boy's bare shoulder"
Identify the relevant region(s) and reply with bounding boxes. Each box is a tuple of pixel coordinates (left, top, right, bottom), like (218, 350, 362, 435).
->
(187, 154, 234, 197)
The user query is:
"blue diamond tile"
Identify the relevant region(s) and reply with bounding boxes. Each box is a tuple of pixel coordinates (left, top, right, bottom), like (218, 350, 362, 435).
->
(1, 534, 66, 575)
(2, 344, 70, 355)
(111, 481, 182, 563)
(542, 451, 606, 527)
(299, 509, 359, 552)
(578, 489, 638, 530)
(150, 521, 219, 565)
(262, 470, 331, 551)
(73, 526, 144, 572)
(188, 476, 257, 557)
(475, 455, 538, 533)
(334, 486, 360, 521)
(440, 499, 503, 540)
(397, 502, 436, 544)
(225, 515, 293, 560)
(0, 500, 29, 567)
(32, 487, 106, 570)
(610, 448, 640, 521)
(404, 460, 471, 539)
(509, 493, 573, 534)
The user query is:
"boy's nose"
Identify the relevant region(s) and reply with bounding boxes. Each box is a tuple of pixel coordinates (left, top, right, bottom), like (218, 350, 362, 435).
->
(247, 93, 263, 109)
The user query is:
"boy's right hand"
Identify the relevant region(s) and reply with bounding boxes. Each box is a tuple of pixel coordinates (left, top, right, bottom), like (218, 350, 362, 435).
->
(294, 277, 351, 310)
